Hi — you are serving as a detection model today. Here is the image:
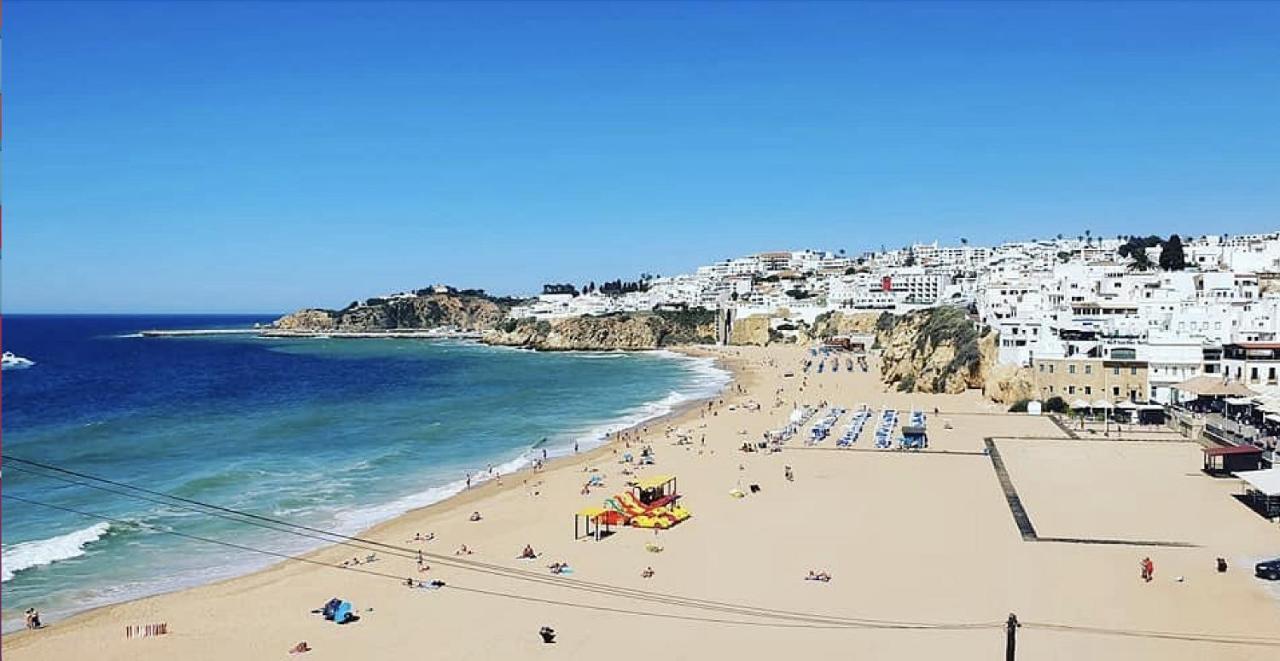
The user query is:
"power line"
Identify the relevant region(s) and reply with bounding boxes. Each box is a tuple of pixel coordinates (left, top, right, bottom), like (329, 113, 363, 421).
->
(1, 493, 995, 631)
(9, 455, 1279, 647)
(3, 455, 997, 630)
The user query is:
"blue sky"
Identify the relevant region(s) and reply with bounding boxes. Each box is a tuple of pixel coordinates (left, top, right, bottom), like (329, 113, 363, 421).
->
(5, 1, 1279, 313)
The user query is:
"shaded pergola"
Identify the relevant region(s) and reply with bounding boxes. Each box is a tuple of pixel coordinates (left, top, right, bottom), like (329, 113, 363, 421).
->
(1235, 468, 1280, 519)
(1172, 376, 1256, 411)
(1202, 445, 1264, 475)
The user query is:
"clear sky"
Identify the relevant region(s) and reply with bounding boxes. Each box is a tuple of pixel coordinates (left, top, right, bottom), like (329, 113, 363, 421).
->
(5, 1, 1279, 313)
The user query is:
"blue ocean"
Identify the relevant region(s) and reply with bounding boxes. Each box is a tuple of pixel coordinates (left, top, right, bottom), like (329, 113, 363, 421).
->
(0, 315, 727, 630)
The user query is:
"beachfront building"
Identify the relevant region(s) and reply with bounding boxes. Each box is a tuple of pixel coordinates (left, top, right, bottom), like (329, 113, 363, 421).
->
(1029, 356, 1150, 404)
(1221, 342, 1280, 387)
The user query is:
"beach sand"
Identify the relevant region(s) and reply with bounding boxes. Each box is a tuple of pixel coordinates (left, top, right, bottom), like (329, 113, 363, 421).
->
(5, 344, 1280, 660)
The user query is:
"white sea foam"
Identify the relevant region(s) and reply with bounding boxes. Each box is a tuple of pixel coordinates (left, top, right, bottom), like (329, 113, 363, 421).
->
(2, 522, 113, 582)
(329, 351, 730, 534)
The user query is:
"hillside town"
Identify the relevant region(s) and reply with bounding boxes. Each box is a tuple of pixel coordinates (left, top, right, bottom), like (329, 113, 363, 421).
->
(504, 231, 1280, 453)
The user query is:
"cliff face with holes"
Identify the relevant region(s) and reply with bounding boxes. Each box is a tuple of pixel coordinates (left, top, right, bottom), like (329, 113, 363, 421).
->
(482, 310, 718, 351)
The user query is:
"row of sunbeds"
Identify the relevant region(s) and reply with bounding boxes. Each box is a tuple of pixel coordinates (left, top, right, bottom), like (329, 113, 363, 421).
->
(808, 407, 846, 444)
(874, 409, 898, 449)
(835, 406, 872, 447)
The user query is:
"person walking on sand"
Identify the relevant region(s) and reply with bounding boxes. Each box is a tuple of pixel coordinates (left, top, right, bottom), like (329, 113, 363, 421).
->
(1140, 557, 1154, 582)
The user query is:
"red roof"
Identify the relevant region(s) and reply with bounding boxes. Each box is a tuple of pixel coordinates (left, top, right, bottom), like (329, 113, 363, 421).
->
(1203, 445, 1264, 456)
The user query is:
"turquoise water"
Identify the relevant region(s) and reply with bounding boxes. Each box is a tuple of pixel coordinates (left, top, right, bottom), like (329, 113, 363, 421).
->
(0, 315, 727, 630)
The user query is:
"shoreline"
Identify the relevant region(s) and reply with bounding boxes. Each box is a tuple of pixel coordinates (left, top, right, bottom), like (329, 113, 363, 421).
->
(8, 344, 1279, 661)
(1, 345, 740, 636)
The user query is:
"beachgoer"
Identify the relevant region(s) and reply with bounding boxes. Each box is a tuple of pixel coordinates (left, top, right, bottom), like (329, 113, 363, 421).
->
(289, 641, 312, 655)
(641, 566, 655, 579)
(1140, 557, 1154, 582)
(470, 511, 482, 522)
(520, 544, 537, 559)
(539, 626, 557, 644)
(456, 544, 473, 555)
(1217, 557, 1228, 573)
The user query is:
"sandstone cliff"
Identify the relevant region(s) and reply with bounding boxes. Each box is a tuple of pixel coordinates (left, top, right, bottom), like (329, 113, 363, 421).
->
(729, 316, 771, 346)
(874, 307, 991, 395)
(483, 310, 718, 351)
(809, 310, 881, 338)
(274, 290, 514, 332)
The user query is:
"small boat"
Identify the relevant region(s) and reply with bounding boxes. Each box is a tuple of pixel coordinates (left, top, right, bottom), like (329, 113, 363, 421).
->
(2, 351, 35, 370)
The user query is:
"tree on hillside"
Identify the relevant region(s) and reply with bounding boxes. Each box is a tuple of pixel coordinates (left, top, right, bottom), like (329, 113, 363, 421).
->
(1160, 234, 1186, 271)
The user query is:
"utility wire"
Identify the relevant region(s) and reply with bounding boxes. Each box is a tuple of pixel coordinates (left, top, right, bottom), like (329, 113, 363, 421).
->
(2, 493, 996, 631)
(3, 455, 997, 630)
(12, 455, 1280, 646)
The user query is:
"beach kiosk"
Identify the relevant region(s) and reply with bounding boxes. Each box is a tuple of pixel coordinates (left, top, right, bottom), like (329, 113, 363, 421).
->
(1202, 445, 1265, 475)
(574, 506, 613, 541)
(900, 424, 928, 449)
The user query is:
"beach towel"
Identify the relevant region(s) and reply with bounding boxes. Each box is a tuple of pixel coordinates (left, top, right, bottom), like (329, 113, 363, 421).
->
(333, 601, 355, 624)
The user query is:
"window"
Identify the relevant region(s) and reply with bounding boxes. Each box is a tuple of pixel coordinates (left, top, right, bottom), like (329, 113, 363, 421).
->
(1069, 364, 1076, 374)
(1130, 367, 1137, 376)
(1113, 386, 1120, 397)
(1085, 365, 1092, 375)
(1068, 386, 1076, 395)
(1084, 386, 1092, 395)
(1113, 367, 1120, 376)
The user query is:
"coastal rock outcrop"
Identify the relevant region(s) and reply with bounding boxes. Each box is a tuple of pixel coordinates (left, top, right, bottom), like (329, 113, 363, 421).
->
(273, 289, 516, 332)
(809, 310, 881, 339)
(483, 310, 717, 351)
(729, 316, 771, 346)
(874, 307, 993, 395)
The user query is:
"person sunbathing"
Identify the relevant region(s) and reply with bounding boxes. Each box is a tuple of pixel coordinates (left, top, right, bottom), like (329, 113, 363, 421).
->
(469, 511, 482, 522)
(641, 566, 655, 579)
(289, 641, 312, 655)
(519, 544, 537, 559)
(455, 544, 473, 555)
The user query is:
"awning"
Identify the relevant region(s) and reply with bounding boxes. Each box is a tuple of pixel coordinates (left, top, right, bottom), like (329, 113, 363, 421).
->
(1236, 468, 1280, 497)
(632, 475, 674, 491)
(1115, 401, 1138, 409)
(1173, 376, 1256, 398)
(1070, 398, 1090, 409)
(576, 507, 608, 518)
(1203, 445, 1263, 457)
(1266, 414, 1280, 424)
(1225, 397, 1254, 406)
(1091, 399, 1113, 409)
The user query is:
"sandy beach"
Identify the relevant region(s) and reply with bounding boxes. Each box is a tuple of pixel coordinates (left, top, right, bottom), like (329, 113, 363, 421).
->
(5, 344, 1279, 660)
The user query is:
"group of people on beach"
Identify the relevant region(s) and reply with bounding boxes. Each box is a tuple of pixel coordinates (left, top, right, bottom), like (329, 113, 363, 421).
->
(24, 608, 42, 630)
